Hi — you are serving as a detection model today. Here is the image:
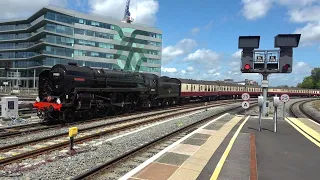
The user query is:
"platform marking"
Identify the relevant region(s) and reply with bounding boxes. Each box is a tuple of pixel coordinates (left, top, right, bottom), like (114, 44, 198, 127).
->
(118, 113, 229, 180)
(305, 117, 320, 127)
(285, 118, 320, 147)
(210, 115, 250, 180)
(250, 133, 257, 180)
(287, 118, 320, 142)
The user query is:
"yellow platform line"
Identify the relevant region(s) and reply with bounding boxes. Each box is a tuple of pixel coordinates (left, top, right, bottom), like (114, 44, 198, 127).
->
(285, 118, 320, 148)
(287, 117, 320, 142)
(210, 115, 250, 180)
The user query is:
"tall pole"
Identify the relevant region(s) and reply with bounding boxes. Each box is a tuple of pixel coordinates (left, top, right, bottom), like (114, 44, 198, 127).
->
(262, 73, 268, 117)
(33, 69, 36, 88)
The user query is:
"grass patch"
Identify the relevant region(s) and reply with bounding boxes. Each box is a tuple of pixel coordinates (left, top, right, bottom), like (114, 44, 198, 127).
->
(312, 100, 320, 111)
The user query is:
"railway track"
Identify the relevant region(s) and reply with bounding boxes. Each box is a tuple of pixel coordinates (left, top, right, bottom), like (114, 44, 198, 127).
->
(72, 103, 258, 180)
(0, 100, 244, 167)
(0, 99, 243, 139)
(289, 99, 318, 121)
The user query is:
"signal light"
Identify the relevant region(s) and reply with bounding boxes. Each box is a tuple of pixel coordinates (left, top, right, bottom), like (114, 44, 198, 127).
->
(244, 64, 251, 70)
(282, 64, 290, 72)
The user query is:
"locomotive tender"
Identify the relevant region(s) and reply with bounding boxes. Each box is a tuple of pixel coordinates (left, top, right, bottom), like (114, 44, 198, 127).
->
(34, 63, 320, 122)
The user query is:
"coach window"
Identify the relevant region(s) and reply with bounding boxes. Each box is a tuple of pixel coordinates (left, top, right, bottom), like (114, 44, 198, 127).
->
(186, 85, 188, 90)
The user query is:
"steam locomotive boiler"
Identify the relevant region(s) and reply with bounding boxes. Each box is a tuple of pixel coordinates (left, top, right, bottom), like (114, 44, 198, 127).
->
(34, 63, 181, 122)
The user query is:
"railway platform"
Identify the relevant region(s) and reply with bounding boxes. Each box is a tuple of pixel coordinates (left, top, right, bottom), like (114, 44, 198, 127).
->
(120, 114, 320, 180)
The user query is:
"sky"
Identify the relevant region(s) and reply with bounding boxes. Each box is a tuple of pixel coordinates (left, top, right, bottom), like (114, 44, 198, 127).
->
(0, 0, 319, 86)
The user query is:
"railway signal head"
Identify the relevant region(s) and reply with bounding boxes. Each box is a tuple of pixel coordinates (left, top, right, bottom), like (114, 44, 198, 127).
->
(275, 34, 301, 74)
(238, 36, 260, 73)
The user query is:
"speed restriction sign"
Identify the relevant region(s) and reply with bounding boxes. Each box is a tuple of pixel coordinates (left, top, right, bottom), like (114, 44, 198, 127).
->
(280, 94, 290, 102)
(242, 101, 250, 109)
(242, 93, 250, 101)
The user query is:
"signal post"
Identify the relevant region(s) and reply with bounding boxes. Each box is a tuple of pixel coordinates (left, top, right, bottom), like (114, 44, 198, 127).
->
(238, 34, 301, 117)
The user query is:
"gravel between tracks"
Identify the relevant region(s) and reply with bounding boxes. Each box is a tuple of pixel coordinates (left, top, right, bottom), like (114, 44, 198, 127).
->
(0, 105, 216, 147)
(303, 100, 320, 122)
(1, 103, 240, 180)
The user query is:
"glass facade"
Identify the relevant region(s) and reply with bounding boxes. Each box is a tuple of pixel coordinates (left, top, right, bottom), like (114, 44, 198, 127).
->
(0, 7, 162, 88)
(74, 50, 114, 59)
(45, 35, 74, 46)
(44, 46, 74, 57)
(45, 23, 74, 35)
(43, 57, 113, 69)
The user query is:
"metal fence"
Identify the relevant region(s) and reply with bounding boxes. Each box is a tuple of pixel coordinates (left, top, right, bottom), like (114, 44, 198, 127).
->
(0, 88, 38, 96)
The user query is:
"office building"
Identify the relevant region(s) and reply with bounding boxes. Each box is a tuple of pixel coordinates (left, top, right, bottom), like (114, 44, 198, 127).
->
(0, 6, 162, 88)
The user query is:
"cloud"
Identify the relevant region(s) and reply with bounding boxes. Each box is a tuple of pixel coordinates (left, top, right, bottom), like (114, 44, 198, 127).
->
(293, 61, 313, 74)
(0, 0, 67, 19)
(294, 22, 320, 46)
(191, 27, 200, 36)
(88, 0, 159, 26)
(232, 50, 242, 58)
(186, 66, 194, 72)
(277, 0, 317, 7)
(183, 49, 220, 67)
(288, 6, 320, 23)
(241, 0, 273, 20)
(240, 0, 319, 21)
(162, 38, 197, 64)
(161, 67, 177, 73)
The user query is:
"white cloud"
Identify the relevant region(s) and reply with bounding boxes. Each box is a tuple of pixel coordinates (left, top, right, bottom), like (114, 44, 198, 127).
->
(181, 70, 186, 74)
(294, 22, 320, 46)
(277, 0, 318, 7)
(241, 0, 319, 21)
(88, 0, 159, 26)
(161, 67, 177, 73)
(0, 0, 67, 19)
(186, 66, 194, 72)
(289, 6, 320, 23)
(183, 49, 220, 66)
(293, 61, 313, 74)
(191, 28, 200, 36)
(241, 0, 273, 20)
(232, 50, 242, 59)
(162, 38, 197, 64)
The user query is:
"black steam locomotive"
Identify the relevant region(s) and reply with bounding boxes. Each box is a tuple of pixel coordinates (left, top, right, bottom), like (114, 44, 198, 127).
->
(34, 63, 180, 122)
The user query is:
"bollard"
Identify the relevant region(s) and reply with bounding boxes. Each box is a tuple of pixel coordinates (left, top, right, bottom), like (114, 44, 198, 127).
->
(68, 127, 78, 155)
(273, 97, 280, 133)
(258, 96, 264, 131)
(205, 102, 208, 111)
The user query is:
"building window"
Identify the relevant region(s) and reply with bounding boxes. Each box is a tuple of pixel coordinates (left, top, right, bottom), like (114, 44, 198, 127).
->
(45, 23, 74, 36)
(45, 12, 74, 24)
(45, 46, 74, 57)
(74, 50, 114, 59)
(45, 35, 74, 46)
(0, 43, 15, 49)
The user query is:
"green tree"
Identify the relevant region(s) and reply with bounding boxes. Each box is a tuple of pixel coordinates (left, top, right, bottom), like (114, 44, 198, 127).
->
(298, 67, 320, 89)
(299, 76, 314, 88)
(311, 68, 320, 88)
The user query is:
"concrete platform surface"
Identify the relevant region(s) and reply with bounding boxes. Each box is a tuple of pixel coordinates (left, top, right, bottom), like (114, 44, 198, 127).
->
(120, 115, 320, 180)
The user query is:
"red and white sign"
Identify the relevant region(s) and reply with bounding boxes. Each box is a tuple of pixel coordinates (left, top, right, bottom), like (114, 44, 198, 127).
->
(280, 94, 290, 102)
(242, 93, 250, 101)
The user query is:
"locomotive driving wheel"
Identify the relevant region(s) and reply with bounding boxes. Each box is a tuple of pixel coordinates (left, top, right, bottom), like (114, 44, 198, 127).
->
(111, 93, 124, 115)
(63, 109, 75, 123)
(124, 93, 137, 113)
(96, 106, 110, 117)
